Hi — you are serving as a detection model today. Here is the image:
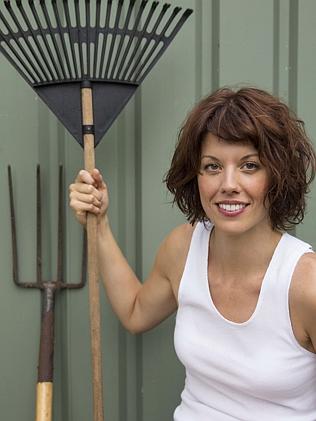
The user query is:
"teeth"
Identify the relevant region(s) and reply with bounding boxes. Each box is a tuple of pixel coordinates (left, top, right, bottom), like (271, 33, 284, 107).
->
(218, 203, 246, 212)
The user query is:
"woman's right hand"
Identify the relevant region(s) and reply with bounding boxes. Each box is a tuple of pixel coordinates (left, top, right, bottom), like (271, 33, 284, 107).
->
(69, 168, 108, 226)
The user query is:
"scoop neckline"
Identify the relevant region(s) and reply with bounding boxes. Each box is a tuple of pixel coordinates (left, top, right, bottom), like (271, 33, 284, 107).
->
(205, 227, 286, 327)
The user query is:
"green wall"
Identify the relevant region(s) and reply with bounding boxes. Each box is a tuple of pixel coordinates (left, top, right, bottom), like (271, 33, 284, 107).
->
(0, 1, 315, 420)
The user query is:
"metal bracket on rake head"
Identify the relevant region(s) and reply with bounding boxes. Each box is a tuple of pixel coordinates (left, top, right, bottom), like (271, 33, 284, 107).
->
(0, 0, 193, 147)
(7, 164, 87, 292)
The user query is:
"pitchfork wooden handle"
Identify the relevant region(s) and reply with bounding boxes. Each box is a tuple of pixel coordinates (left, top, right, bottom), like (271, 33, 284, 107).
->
(81, 85, 104, 421)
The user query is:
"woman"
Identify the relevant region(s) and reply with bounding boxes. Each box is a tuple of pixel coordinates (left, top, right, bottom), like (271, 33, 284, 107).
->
(69, 87, 316, 420)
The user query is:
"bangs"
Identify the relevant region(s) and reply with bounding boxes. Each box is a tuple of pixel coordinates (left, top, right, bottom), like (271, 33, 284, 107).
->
(205, 100, 259, 148)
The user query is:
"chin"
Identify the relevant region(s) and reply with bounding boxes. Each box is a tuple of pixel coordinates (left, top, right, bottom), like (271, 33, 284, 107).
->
(213, 219, 272, 237)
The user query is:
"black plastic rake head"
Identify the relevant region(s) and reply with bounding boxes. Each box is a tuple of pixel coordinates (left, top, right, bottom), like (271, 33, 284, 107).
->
(0, 0, 193, 146)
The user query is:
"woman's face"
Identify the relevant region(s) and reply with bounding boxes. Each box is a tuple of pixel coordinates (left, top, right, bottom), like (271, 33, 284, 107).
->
(197, 133, 271, 236)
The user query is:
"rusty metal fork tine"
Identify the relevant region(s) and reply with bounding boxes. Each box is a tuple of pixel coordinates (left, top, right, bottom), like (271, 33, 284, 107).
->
(8, 165, 20, 287)
(37, 165, 42, 286)
(58, 165, 87, 290)
(57, 164, 63, 285)
(62, 229, 87, 289)
(62, 230, 87, 289)
(8, 166, 38, 289)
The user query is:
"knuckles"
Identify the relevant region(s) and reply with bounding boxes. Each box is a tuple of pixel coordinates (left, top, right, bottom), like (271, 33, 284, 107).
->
(68, 171, 107, 215)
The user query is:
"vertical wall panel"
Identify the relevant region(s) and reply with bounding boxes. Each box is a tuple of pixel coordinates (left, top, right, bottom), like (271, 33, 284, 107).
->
(219, 0, 274, 90)
(296, 0, 316, 247)
(276, 0, 290, 100)
(140, 0, 196, 419)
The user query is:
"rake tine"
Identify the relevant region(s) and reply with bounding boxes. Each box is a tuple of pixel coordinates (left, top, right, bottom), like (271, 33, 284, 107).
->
(0, 9, 41, 83)
(63, 0, 79, 79)
(109, 0, 136, 80)
(139, 9, 193, 83)
(2, 0, 47, 82)
(133, 6, 182, 82)
(92, 0, 101, 78)
(121, 1, 159, 81)
(16, 0, 55, 81)
(98, 0, 112, 79)
(51, 0, 73, 80)
(0, 32, 35, 84)
(28, 0, 61, 80)
(127, 3, 170, 82)
(116, 0, 148, 80)
(74, 0, 84, 78)
(104, 0, 124, 79)
(86, 0, 91, 78)
(39, 0, 67, 80)
(167, 7, 194, 40)
(4, 1, 48, 82)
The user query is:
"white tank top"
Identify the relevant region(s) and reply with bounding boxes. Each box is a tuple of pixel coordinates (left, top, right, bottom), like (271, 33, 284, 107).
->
(174, 222, 316, 421)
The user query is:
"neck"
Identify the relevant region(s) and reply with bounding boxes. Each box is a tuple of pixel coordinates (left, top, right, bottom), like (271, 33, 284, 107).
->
(209, 224, 283, 282)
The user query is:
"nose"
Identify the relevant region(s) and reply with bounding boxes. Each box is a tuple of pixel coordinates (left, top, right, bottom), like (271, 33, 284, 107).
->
(220, 168, 240, 194)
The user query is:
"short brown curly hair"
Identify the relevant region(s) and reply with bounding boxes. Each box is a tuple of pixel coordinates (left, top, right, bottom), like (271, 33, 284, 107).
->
(164, 87, 316, 231)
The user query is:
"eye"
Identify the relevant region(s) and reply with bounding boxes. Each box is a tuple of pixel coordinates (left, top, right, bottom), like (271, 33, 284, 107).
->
(242, 162, 260, 170)
(204, 163, 221, 172)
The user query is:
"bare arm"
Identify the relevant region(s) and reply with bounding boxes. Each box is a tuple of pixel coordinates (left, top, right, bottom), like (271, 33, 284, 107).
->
(69, 169, 183, 334)
(97, 217, 179, 333)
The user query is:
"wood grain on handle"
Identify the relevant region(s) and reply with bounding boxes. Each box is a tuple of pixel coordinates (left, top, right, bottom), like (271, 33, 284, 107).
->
(81, 87, 104, 421)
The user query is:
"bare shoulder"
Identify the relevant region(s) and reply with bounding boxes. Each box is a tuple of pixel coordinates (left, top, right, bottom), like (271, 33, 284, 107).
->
(291, 251, 316, 348)
(292, 251, 316, 293)
(164, 223, 195, 252)
(156, 223, 195, 297)
(158, 223, 195, 266)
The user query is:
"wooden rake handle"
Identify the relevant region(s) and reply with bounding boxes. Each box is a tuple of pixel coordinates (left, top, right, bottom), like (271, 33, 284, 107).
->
(81, 86, 104, 421)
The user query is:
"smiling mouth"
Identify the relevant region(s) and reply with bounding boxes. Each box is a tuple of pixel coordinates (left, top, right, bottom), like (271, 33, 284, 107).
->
(217, 203, 249, 212)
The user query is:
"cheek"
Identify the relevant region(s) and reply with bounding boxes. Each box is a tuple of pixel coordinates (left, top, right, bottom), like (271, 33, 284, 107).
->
(248, 176, 270, 204)
(197, 176, 216, 199)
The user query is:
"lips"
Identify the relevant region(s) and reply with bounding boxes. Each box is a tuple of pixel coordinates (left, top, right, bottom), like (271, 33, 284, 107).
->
(216, 203, 249, 217)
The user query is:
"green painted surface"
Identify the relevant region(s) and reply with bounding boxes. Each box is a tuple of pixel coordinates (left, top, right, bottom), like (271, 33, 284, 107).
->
(0, 1, 315, 420)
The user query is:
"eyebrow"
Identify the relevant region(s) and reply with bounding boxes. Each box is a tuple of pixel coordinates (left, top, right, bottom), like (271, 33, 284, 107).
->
(201, 153, 259, 161)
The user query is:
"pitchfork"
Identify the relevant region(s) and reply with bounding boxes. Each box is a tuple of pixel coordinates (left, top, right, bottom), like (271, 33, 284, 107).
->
(7, 164, 87, 421)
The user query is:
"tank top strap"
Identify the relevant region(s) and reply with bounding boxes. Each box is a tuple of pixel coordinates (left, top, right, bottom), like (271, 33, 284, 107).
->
(264, 232, 314, 292)
(177, 221, 212, 306)
(258, 232, 314, 327)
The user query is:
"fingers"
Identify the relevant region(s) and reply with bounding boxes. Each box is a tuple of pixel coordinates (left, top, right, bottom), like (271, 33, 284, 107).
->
(69, 189, 102, 213)
(70, 198, 101, 215)
(75, 169, 94, 185)
(69, 181, 102, 198)
(91, 168, 102, 183)
(72, 191, 101, 209)
(69, 169, 107, 223)
(75, 169, 104, 189)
